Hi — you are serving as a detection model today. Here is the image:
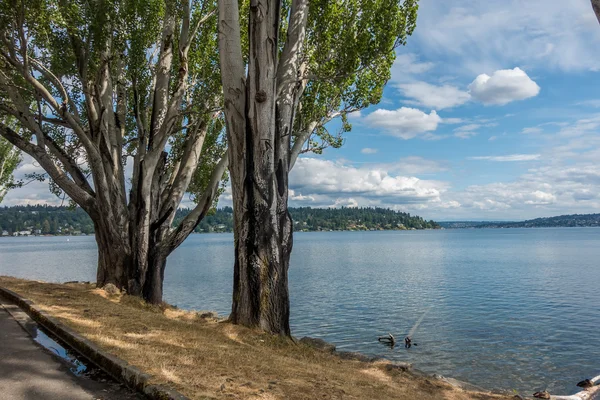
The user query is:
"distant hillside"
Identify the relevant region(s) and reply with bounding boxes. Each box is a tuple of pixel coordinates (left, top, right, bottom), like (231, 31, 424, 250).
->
(438, 221, 505, 229)
(0, 205, 94, 235)
(0, 205, 439, 235)
(440, 214, 600, 229)
(286, 207, 439, 232)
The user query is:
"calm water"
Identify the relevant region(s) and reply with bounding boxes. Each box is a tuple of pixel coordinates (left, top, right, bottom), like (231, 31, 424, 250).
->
(1, 228, 599, 395)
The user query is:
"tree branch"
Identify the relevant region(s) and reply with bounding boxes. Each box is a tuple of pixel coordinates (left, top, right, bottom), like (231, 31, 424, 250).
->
(149, 2, 176, 149)
(289, 120, 317, 169)
(0, 123, 95, 210)
(218, 0, 247, 198)
(165, 152, 229, 254)
(158, 117, 210, 223)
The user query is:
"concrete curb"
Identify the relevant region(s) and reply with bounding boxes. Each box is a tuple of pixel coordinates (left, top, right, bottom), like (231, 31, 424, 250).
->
(0, 286, 189, 400)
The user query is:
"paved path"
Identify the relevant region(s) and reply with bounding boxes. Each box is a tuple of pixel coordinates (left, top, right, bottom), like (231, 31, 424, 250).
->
(0, 301, 142, 400)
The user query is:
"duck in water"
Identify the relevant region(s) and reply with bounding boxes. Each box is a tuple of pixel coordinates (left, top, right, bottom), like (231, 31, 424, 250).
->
(404, 336, 412, 348)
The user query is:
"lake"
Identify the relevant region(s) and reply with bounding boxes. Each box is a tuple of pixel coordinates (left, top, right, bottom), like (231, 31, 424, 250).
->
(1, 228, 599, 396)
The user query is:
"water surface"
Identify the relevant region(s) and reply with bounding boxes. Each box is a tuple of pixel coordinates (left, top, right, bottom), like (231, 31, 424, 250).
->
(1, 228, 599, 395)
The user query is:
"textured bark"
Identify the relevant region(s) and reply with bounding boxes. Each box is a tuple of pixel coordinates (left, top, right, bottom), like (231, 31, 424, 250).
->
(231, 209, 293, 334)
(219, 0, 308, 335)
(142, 248, 168, 305)
(94, 220, 131, 289)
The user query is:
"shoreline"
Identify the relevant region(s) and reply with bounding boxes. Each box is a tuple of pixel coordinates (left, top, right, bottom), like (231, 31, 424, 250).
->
(0, 276, 511, 400)
(2, 225, 600, 239)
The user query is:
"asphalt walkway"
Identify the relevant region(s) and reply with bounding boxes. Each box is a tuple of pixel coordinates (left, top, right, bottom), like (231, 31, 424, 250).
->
(0, 301, 142, 400)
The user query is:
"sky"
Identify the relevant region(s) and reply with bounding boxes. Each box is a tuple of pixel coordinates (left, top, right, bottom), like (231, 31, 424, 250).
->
(5, 0, 600, 221)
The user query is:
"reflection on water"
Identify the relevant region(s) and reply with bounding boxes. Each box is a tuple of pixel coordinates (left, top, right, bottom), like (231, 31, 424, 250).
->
(1, 228, 599, 395)
(32, 327, 88, 376)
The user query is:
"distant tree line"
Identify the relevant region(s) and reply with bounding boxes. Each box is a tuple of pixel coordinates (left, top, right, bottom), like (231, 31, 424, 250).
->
(0, 205, 94, 235)
(288, 207, 439, 231)
(438, 213, 600, 229)
(1, 205, 439, 235)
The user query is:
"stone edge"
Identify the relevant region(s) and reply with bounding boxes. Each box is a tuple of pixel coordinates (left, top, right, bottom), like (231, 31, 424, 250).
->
(0, 286, 189, 400)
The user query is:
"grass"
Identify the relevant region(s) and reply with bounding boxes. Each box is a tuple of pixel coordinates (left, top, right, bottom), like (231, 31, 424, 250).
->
(0, 276, 511, 400)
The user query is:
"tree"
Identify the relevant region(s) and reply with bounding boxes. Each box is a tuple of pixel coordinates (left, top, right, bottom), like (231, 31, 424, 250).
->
(0, 136, 21, 203)
(218, 0, 418, 334)
(593, 0, 600, 24)
(0, 0, 228, 303)
(42, 219, 51, 234)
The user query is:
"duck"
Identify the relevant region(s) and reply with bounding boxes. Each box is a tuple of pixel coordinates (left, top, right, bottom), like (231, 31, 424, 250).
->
(576, 378, 593, 388)
(533, 391, 550, 399)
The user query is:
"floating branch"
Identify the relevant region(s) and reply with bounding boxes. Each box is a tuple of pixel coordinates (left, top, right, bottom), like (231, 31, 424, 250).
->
(378, 333, 395, 346)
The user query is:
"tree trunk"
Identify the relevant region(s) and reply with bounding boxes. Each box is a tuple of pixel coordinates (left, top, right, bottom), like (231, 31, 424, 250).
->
(94, 219, 169, 304)
(230, 197, 293, 335)
(94, 221, 132, 289)
(142, 250, 167, 305)
(142, 226, 169, 305)
(219, 0, 306, 335)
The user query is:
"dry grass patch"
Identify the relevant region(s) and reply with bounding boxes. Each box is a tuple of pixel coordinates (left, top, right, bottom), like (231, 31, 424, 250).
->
(0, 276, 511, 400)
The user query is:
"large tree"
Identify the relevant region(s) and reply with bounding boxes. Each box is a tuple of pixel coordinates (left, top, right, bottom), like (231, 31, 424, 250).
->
(0, 0, 228, 303)
(0, 136, 21, 203)
(218, 0, 419, 334)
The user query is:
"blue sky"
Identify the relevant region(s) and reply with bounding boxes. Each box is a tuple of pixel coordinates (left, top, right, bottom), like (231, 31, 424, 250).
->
(284, 0, 600, 220)
(5, 0, 600, 221)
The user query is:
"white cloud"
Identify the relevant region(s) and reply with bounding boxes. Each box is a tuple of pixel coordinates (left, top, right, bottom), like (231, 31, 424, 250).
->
(522, 127, 544, 134)
(385, 156, 448, 175)
(285, 154, 600, 220)
(392, 68, 539, 111)
(361, 148, 378, 154)
(471, 198, 512, 211)
(396, 81, 471, 110)
(468, 68, 540, 105)
(289, 158, 450, 208)
(488, 136, 498, 141)
(347, 110, 362, 120)
(364, 107, 442, 139)
(453, 123, 480, 139)
(524, 190, 556, 205)
(455, 121, 500, 139)
(442, 118, 465, 125)
(448, 160, 600, 218)
(412, 0, 600, 74)
(468, 154, 541, 162)
(454, 132, 478, 139)
(391, 53, 434, 82)
(576, 99, 600, 108)
(1, 155, 57, 207)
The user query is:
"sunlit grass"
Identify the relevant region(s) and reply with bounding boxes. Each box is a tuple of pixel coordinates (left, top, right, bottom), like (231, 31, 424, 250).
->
(0, 276, 510, 400)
